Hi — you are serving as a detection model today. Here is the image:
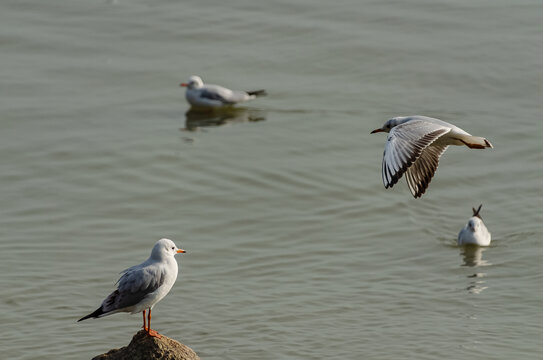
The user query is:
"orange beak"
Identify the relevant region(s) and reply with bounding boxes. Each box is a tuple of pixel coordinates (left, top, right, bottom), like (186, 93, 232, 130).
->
(177, 249, 186, 254)
(180, 83, 188, 87)
(370, 128, 385, 134)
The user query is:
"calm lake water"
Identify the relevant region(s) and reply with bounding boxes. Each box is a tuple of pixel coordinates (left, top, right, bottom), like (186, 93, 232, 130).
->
(1, 0, 542, 359)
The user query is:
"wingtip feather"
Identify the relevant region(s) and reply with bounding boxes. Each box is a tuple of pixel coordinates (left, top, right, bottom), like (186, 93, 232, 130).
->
(78, 306, 104, 322)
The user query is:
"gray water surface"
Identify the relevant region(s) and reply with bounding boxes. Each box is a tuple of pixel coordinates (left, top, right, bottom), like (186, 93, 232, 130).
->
(1, 0, 543, 359)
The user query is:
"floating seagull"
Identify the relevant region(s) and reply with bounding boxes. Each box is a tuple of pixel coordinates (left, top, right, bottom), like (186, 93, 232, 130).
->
(371, 115, 493, 198)
(180, 75, 266, 108)
(458, 204, 491, 246)
(78, 238, 186, 338)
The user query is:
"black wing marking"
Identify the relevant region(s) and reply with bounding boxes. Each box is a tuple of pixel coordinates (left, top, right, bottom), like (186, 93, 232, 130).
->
(405, 144, 448, 198)
(382, 127, 449, 189)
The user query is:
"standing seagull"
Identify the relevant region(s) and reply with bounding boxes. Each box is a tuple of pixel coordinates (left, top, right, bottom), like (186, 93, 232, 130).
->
(458, 204, 491, 246)
(180, 75, 266, 108)
(78, 238, 186, 338)
(371, 115, 493, 198)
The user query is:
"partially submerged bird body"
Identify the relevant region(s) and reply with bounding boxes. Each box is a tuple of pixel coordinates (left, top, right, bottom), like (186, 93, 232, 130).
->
(78, 238, 186, 338)
(371, 116, 493, 198)
(458, 204, 491, 246)
(181, 75, 266, 108)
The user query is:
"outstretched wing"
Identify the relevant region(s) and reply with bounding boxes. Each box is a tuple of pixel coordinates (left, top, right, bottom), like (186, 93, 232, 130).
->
(382, 120, 450, 191)
(405, 144, 448, 198)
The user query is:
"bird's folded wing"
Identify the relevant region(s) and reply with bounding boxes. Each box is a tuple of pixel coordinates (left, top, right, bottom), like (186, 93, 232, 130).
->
(382, 120, 450, 189)
(100, 288, 143, 313)
(405, 144, 448, 198)
(200, 85, 237, 104)
(200, 89, 232, 104)
(100, 265, 166, 312)
(118, 265, 166, 294)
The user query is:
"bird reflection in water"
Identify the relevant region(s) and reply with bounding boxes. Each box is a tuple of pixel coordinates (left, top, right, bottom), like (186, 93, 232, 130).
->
(460, 245, 491, 294)
(182, 107, 266, 132)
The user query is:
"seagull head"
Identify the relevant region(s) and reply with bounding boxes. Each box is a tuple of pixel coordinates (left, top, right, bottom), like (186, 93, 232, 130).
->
(180, 75, 204, 89)
(467, 217, 482, 233)
(151, 238, 186, 260)
(371, 117, 410, 134)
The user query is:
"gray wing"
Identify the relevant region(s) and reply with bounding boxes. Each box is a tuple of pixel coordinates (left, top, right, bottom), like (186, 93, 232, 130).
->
(200, 89, 235, 105)
(405, 144, 448, 198)
(382, 120, 450, 190)
(201, 84, 253, 104)
(101, 265, 166, 313)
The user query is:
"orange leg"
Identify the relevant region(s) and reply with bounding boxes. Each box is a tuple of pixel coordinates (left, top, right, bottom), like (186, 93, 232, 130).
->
(142, 309, 148, 331)
(147, 308, 161, 338)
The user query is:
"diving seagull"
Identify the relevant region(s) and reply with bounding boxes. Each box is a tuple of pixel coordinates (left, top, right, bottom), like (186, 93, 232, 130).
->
(180, 75, 266, 108)
(78, 238, 186, 338)
(458, 204, 491, 246)
(371, 115, 493, 198)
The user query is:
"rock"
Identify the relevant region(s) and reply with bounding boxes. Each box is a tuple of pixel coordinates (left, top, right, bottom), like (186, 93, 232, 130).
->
(92, 330, 200, 360)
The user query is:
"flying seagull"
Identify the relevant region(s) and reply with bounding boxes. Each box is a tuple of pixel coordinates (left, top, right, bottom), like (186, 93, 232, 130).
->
(371, 115, 493, 198)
